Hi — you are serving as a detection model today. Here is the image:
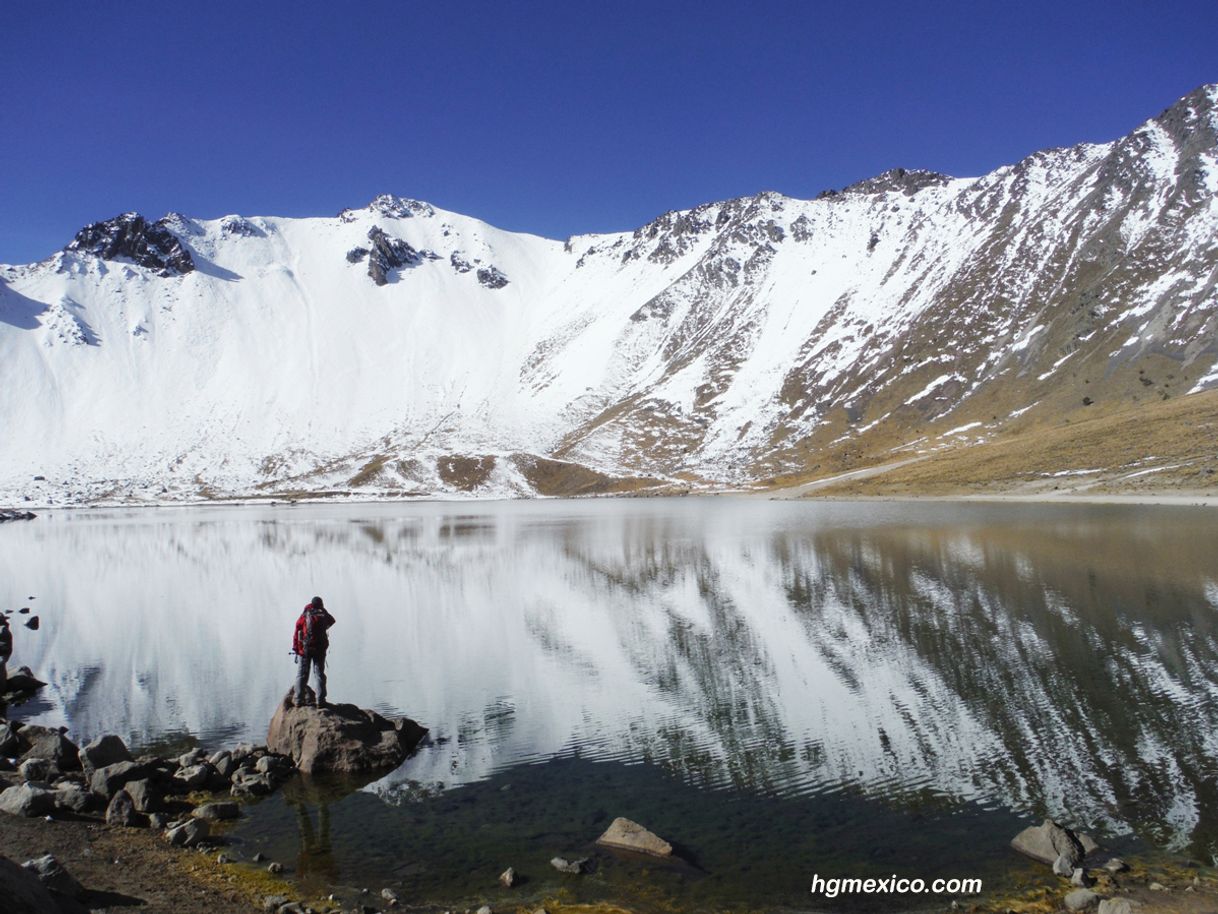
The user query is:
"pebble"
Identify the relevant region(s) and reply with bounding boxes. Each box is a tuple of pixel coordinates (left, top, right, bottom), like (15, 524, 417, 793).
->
(267, 861, 284, 874)
(1148, 881, 1165, 891)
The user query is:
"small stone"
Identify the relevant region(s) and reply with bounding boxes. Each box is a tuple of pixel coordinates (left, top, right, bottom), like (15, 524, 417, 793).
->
(1148, 882, 1165, 891)
(550, 856, 590, 874)
(194, 801, 241, 821)
(498, 866, 516, 887)
(381, 887, 399, 905)
(596, 816, 673, 857)
(476, 907, 492, 914)
(267, 861, 284, 874)
(1064, 888, 1100, 911)
(1072, 868, 1094, 887)
(148, 812, 169, 829)
(217, 853, 231, 864)
(1054, 854, 1075, 877)
(253, 852, 266, 862)
(262, 896, 289, 912)
(1104, 858, 1129, 873)
(1096, 900, 1140, 914)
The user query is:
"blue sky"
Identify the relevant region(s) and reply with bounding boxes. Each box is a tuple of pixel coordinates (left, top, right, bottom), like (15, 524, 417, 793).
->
(1, 0, 1214, 263)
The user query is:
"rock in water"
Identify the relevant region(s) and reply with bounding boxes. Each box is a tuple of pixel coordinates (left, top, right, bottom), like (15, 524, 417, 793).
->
(265, 691, 427, 774)
(1011, 819, 1096, 867)
(595, 817, 674, 857)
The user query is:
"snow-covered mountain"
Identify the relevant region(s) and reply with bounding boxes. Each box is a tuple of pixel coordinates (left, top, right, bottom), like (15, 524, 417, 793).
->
(2, 84, 1216, 504)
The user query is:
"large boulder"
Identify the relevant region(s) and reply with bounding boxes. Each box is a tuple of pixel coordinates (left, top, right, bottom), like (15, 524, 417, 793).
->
(0, 783, 57, 817)
(22, 854, 86, 900)
(79, 735, 132, 781)
(0, 854, 85, 914)
(1011, 819, 1098, 867)
(596, 817, 674, 857)
(266, 691, 426, 774)
(17, 726, 79, 771)
(90, 760, 149, 799)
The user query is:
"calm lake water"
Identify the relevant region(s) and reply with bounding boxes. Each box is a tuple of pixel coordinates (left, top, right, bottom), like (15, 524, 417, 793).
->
(2, 498, 1217, 912)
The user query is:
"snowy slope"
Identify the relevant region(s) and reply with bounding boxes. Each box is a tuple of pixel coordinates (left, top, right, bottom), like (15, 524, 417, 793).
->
(1, 84, 1216, 504)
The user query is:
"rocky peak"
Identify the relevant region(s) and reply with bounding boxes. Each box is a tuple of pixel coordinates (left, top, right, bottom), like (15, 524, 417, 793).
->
(65, 213, 195, 276)
(339, 194, 436, 222)
(834, 168, 953, 198)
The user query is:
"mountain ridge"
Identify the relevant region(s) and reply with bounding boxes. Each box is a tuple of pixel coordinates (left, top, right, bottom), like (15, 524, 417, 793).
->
(1, 83, 1215, 504)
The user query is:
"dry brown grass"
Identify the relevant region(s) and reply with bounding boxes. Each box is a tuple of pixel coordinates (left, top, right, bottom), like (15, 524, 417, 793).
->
(796, 389, 1218, 497)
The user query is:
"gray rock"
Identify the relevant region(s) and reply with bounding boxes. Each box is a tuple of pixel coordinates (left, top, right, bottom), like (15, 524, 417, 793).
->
(165, 818, 209, 847)
(596, 816, 673, 857)
(21, 853, 86, 899)
(498, 866, 516, 887)
(148, 811, 170, 830)
(105, 789, 145, 827)
(1055, 854, 1076, 876)
(0, 783, 57, 817)
(124, 778, 161, 813)
(1065, 888, 1101, 911)
(174, 762, 216, 789)
(265, 690, 427, 774)
(53, 783, 97, 814)
(266, 861, 283, 874)
(90, 760, 148, 799)
(550, 856, 591, 874)
(1103, 857, 1129, 873)
(1072, 868, 1095, 887)
(1097, 900, 1140, 914)
(0, 854, 72, 914)
(1011, 819, 1093, 868)
(1148, 882, 1165, 891)
(17, 726, 79, 771)
(79, 735, 132, 780)
(194, 801, 240, 821)
(230, 769, 275, 797)
(261, 894, 289, 911)
(381, 887, 399, 902)
(476, 907, 492, 914)
(17, 758, 51, 782)
(0, 723, 22, 755)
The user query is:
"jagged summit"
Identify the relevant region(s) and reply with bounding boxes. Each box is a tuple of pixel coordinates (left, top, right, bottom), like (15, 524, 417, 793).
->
(340, 194, 437, 222)
(64, 212, 195, 276)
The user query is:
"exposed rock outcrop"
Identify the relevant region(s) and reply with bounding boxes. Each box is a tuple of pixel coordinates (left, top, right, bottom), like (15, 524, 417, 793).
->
(66, 213, 195, 276)
(265, 691, 426, 774)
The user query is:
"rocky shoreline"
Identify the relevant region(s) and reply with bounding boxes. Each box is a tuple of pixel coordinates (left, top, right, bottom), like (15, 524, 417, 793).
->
(2, 674, 1216, 914)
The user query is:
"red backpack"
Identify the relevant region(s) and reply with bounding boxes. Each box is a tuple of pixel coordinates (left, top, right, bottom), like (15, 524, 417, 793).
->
(292, 605, 332, 656)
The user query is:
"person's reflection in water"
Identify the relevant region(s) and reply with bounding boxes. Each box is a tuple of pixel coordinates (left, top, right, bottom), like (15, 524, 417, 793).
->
(283, 779, 338, 887)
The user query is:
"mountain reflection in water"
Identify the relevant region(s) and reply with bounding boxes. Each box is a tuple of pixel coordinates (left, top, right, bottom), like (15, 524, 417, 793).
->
(2, 499, 1216, 863)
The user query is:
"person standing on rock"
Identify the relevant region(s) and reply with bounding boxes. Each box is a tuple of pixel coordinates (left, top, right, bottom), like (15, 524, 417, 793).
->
(292, 596, 335, 707)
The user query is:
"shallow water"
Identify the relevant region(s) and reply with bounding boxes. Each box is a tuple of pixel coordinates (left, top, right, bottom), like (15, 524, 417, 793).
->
(2, 498, 1217, 910)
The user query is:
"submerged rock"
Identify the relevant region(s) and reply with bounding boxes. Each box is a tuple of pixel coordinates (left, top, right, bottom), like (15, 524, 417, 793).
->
(194, 801, 240, 821)
(265, 691, 426, 774)
(550, 856, 592, 874)
(595, 816, 674, 857)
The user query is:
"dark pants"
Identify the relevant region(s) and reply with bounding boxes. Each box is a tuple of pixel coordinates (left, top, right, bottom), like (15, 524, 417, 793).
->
(295, 652, 326, 704)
